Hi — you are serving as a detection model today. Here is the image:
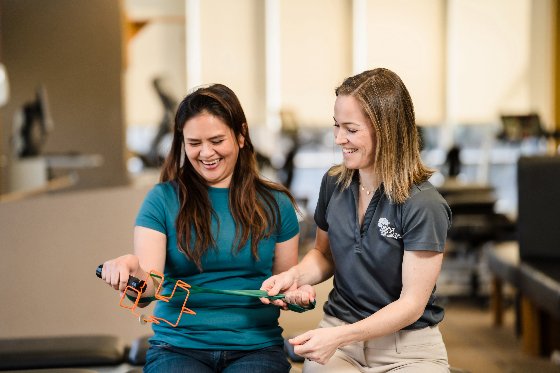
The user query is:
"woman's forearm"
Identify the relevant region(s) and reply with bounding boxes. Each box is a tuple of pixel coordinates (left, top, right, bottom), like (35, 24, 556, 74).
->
(294, 247, 334, 286)
(334, 296, 425, 346)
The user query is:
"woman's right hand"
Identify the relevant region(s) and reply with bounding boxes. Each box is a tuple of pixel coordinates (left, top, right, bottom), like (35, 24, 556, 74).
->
(283, 284, 316, 308)
(260, 267, 299, 307)
(100, 254, 141, 292)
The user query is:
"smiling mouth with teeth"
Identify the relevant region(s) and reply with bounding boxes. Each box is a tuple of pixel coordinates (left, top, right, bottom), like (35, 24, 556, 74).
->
(202, 159, 221, 166)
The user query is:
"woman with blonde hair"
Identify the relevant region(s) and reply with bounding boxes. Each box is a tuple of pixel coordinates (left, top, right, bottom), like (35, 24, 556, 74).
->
(262, 68, 452, 372)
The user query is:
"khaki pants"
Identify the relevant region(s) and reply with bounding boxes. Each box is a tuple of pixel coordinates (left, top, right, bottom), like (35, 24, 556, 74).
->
(303, 314, 449, 373)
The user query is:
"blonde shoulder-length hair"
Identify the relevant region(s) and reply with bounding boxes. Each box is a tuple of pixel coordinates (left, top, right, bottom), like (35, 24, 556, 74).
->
(330, 68, 434, 204)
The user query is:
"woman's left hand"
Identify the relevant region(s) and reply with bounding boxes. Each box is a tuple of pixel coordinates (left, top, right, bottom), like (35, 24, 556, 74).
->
(289, 326, 342, 365)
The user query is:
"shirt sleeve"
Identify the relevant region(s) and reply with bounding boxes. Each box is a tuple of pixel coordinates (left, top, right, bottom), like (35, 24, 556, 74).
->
(275, 191, 300, 243)
(401, 187, 452, 252)
(313, 171, 331, 231)
(135, 184, 168, 235)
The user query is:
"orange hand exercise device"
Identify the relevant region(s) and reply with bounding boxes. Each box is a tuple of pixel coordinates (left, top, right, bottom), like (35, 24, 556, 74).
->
(96, 264, 314, 327)
(120, 269, 196, 327)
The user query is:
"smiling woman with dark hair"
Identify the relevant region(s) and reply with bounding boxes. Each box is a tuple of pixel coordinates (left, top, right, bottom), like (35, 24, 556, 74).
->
(99, 83, 300, 373)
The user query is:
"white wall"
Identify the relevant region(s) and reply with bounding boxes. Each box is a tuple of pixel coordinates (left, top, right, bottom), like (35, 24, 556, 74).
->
(367, 0, 446, 126)
(529, 0, 555, 130)
(124, 0, 554, 134)
(280, 0, 352, 127)
(199, 0, 266, 126)
(447, 0, 532, 124)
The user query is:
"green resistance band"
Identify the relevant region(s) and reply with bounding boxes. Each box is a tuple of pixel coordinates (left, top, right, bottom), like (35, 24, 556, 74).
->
(129, 272, 315, 313)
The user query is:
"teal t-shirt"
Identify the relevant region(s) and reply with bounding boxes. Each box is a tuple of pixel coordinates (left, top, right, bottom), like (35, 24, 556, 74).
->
(135, 182, 299, 350)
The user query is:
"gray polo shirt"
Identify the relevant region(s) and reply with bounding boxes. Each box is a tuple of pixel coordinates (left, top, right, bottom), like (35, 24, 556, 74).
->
(314, 171, 452, 329)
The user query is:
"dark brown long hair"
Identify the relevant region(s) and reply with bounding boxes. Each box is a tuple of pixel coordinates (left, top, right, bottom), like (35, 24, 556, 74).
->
(160, 83, 297, 270)
(331, 68, 434, 203)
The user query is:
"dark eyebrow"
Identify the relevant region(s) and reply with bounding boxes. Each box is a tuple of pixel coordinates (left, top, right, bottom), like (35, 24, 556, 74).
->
(186, 134, 226, 142)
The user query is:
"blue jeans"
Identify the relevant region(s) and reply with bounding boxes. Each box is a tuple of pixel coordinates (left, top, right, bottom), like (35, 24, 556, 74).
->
(144, 340, 291, 373)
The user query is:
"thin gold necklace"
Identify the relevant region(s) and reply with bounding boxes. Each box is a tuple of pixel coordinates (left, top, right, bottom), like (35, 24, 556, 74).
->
(359, 178, 377, 195)
(360, 183, 374, 195)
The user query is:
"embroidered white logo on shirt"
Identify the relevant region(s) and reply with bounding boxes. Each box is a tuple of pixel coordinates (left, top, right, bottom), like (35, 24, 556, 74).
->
(378, 218, 402, 239)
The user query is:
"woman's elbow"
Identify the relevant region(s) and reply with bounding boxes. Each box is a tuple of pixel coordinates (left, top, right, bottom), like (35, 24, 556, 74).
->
(400, 296, 429, 324)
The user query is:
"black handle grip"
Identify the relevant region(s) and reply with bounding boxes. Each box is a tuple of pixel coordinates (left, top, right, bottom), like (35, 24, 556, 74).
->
(96, 264, 146, 292)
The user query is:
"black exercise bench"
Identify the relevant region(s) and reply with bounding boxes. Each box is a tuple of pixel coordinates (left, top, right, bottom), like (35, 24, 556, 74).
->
(0, 335, 125, 371)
